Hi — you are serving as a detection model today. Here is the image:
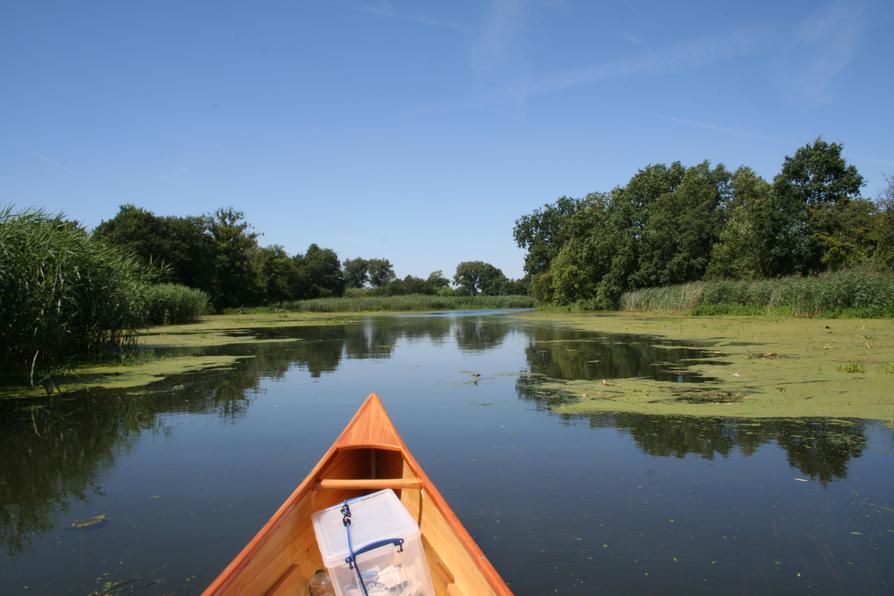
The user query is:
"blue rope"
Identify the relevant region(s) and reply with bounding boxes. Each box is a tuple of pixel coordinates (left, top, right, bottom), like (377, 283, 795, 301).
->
(343, 500, 369, 596)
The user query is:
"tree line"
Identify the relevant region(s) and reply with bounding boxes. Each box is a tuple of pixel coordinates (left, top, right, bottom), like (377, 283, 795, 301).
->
(94, 205, 527, 311)
(514, 139, 894, 307)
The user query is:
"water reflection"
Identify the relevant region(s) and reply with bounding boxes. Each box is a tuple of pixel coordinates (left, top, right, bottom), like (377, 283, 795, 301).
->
(572, 413, 866, 483)
(0, 312, 887, 595)
(520, 323, 725, 382)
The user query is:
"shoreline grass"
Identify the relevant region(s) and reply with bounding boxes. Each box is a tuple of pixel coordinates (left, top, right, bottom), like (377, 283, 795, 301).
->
(231, 294, 533, 313)
(617, 271, 894, 318)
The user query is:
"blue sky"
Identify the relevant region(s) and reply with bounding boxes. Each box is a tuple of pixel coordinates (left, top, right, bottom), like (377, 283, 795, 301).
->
(2, 0, 892, 279)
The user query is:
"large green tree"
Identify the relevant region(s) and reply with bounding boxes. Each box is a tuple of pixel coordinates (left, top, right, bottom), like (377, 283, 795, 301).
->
(255, 245, 300, 303)
(93, 205, 215, 292)
(296, 244, 345, 299)
(210, 208, 262, 309)
(343, 258, 370, 288)
(633, 161, 730, 287)
(453, 261, 507, 296)
(367, 258, 396, 288)
(873, 176, 894, 270)
(513, 196, 584, 276)
(770, 138, 864, 274)
(706, 167, 775, 278)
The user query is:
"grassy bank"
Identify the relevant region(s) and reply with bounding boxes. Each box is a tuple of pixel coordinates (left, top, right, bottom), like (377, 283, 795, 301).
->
(521, 311, 894, 421)
(238, 294, 533, 313)
(618, 271, 894, 317)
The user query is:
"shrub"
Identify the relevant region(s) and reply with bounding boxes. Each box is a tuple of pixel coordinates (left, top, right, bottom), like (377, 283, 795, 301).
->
(143, 283, 210, 325)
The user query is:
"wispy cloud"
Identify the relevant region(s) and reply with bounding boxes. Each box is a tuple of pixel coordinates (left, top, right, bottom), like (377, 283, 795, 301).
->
(637, 111, 793, 146)
(30, 151, 72, 174)
(532, 26, 769, 95)
(618, 32, 650, 51)
(639, 111, 894, 168)
(406, 25, 771, 117)
(471, 0, 526, 76)
(361, 1, 473, 33)
(155, 167, 191, 181)
(773, 1, 864, 105)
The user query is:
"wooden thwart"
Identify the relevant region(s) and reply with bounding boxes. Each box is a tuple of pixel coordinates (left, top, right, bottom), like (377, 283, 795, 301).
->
(316, 478, 422, 490)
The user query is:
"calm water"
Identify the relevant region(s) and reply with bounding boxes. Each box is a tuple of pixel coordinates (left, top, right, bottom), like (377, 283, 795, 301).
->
(1, 311, 892, 595)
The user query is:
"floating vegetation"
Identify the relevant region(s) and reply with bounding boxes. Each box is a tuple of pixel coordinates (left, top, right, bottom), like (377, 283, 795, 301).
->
(521, 311, 894, 420)
(670, 387, 743, 404)
(70, 514, 107, 530)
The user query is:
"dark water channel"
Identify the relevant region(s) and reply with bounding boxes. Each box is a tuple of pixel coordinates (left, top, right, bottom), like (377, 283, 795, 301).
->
(1, 311, 892, 595)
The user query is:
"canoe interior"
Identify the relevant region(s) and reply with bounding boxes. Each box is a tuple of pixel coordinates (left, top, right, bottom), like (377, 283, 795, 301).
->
(210, 445, 500, 595)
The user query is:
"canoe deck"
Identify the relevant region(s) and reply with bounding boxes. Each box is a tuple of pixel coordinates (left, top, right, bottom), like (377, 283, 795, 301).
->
(203, 394, 511, 595)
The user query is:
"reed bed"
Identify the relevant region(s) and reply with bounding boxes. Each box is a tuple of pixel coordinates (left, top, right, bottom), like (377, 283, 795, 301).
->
(243, 294, 533, 313)
(619, 271, 894, 317)
(144, 283, 210, 325)
(0, 208, 149, 383)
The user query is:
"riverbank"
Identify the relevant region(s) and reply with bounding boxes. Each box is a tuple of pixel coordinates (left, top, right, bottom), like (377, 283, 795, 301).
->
(520, 311, 894, 421)
(0, 312, 360, 398)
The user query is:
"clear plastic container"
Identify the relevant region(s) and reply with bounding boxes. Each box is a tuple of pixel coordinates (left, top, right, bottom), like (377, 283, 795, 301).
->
(311, 489, 435, 596)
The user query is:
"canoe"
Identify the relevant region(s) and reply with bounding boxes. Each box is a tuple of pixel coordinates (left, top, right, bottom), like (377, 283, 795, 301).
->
(203, 393, 512, 595)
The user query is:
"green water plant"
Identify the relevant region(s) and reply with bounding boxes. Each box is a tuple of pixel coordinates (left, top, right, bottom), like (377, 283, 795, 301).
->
(143, 283, 210, 325)
(0, 208, 150, 384)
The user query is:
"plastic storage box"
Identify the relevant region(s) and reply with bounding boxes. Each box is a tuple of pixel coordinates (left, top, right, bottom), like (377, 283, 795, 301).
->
(311, 489, 435, 596)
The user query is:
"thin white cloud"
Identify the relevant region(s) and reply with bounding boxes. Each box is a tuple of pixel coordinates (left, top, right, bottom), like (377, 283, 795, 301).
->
(406, 26, 771, 117)
(155, 167, 191, 181)
(361, 0, 473, 33)
(773, 1, 864, 105)
(637, 111, 794, 146)
(532, 26, 769, 94)
(618, 32, 650, 51)
(471, 0, 526, 76)
(30, 151, 72, 174)
(638, 111, 894, 168)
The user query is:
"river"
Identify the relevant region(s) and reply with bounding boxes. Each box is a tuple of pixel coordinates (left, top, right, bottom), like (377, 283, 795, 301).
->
(1, 311, 891, 594)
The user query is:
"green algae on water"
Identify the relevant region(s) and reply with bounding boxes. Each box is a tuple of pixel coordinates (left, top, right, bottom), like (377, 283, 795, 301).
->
(519, 311, 894, 421)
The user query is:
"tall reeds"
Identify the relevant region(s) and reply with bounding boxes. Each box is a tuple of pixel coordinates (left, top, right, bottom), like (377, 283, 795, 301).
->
(619, 270, 894, 317)
(0, 208, 149, 383)
(241, 294, 533, 313)
(143, 283, 210, 325)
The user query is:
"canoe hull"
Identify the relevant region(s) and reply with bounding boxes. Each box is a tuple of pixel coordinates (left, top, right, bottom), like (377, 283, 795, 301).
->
(203, 394, 511, 595)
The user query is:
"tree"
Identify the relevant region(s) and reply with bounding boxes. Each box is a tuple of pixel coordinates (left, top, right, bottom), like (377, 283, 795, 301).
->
(255, 245, 300, 303)
(425, 270, 450, 292)
(513, 196, 584, 276)
(453, 261, 508, 296)
(343, 258, 369, 288)
(771, 138, 864, 274)
(873, 176, 894, 270)
(93, 205, 215, 292)
(499, 277, 529, 295)
(367, 258, 396, 288)
(633, 161, 730, 287)
(296, 244, 345, 298)
(210, 207, 262, 309)
(706, 167, 774, 278)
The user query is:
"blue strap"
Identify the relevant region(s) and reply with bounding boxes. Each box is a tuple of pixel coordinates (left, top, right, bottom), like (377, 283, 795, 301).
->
(343, 505, 369, 596)
(341, 499, 405, 596)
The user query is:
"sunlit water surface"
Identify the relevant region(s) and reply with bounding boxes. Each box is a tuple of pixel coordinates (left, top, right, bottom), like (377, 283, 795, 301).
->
(1, 311, 892, 595)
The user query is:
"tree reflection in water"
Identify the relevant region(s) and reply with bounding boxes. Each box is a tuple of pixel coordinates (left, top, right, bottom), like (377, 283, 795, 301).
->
(0, 314, 874, 560)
